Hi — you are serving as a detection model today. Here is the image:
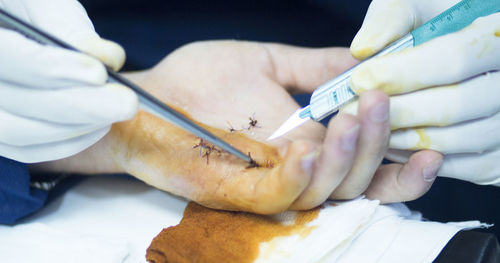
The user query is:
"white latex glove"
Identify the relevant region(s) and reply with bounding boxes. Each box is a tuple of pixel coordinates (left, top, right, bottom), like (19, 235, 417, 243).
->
(0, 0, 138, 163)
(344, 0, 500, 186)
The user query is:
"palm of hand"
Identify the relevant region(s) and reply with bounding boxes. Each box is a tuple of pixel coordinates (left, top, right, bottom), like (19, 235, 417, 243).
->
(140, 41, 326, 143)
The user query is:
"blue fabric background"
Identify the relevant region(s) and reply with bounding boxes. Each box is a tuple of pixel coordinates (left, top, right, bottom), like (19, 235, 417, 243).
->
(0, 157, 47, 224)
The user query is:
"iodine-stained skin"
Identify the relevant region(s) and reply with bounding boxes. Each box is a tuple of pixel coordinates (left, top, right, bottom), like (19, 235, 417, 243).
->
(109, 109, 313, 214)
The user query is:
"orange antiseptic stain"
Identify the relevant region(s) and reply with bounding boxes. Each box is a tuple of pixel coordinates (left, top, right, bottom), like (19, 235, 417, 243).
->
(146, 202, 321, 263)
(409, 129, 432, 150)
(110, 109, 286, 213)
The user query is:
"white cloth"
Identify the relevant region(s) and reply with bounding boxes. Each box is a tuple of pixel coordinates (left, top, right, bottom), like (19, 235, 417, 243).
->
(0, 176, 490, 263)
(256, 198, 379, 263)
(0, 223, 130, 263)
(336, 203, 489, 263)
(255, 199, 488, 263)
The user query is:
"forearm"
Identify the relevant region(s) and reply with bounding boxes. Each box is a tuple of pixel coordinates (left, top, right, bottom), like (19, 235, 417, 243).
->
(28, 132, 125, 175)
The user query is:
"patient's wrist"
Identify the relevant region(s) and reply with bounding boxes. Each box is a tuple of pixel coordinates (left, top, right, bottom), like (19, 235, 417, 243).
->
(27, 71, 153, 175)
(121, 70, 149, 84)
(28, 133, 125, 175)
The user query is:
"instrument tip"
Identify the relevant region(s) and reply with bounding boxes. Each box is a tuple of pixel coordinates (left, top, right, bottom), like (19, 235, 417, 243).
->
(267, 107, 311, 141)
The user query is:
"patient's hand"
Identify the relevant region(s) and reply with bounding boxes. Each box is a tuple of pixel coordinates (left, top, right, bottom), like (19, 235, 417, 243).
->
(32, 41, 441, 213)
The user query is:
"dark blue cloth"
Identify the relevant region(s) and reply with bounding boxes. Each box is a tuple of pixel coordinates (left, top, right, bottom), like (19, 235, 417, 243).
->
(0, 157, 48, 224)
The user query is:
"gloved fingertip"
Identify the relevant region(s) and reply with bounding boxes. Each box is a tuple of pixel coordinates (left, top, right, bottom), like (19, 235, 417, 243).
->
(350, 0, 416, 60)
(56, 50, 109, 85)
(350, 35, 378, 60)
(349, 65, 375, 94)
(76, 37, 126, 72)
(389, 129, 421, 150)
(98, 38, 126, 71)
(104, 83, 139, 121)
(339, 100, 359, 116)
(350, 47, 375, 61)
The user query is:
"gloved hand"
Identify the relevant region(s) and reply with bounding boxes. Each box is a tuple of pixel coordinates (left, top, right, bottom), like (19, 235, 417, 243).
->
(0, 0, 138, 163)
(344, 0, 500, 186)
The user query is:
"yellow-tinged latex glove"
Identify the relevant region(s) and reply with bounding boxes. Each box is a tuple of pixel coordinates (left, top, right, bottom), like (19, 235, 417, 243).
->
(0, 0, 137, 163)
(345, 0, 500, 186)
(350, 0, 461, 60)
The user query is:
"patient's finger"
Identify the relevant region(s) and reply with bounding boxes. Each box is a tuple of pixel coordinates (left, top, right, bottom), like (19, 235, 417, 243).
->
(330, 90, 390, 199)
(364, 150, 442, 203)
(290, 114, 360, 210)
(212, 140, 315, 215)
